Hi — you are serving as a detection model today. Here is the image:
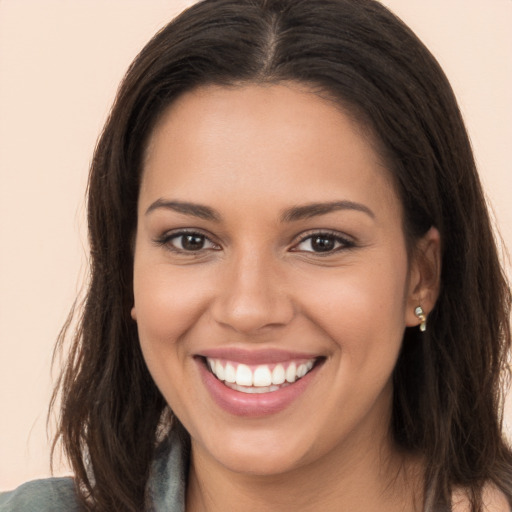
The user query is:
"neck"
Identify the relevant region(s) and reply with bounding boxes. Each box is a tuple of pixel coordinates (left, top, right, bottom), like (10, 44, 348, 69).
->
(186, 429, 424, 512)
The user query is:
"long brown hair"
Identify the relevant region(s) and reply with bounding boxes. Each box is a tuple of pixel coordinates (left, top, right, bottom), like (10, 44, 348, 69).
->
(51, 0, 512, 510)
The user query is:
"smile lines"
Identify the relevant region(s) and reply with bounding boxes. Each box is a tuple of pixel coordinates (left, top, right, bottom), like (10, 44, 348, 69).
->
(206, 357, 316, 393)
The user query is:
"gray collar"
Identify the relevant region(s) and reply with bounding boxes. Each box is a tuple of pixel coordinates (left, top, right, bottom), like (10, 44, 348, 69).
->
(147, 427, 188, 512)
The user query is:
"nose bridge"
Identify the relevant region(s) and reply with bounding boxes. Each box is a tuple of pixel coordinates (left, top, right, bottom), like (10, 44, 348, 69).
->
(212, 244, 294, 334)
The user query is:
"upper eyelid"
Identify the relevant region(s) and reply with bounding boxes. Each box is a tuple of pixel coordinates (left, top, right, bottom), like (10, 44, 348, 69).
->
(154, 228, 220, 248)
(292, 229, 354, 244)
(154, 228, 355, 248)
(158, 227, 215, 240)
(289, 231, 356, 254)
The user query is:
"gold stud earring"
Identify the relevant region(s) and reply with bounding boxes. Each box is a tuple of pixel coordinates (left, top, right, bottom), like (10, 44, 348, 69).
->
(414, 306, 427, 332)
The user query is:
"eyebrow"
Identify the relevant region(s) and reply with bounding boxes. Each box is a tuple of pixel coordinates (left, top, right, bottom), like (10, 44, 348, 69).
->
(145, 198, 375, 223)
(281, 201, 375, 222)
(145, 199, 221, 221)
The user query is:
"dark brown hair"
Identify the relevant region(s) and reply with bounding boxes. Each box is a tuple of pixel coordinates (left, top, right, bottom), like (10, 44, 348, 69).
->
(51, 0, 512, 510)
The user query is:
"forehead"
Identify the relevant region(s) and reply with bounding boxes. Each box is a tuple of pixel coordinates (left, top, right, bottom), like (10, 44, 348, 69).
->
(146, 83, 378, 165)
(141, 83, 401, 223)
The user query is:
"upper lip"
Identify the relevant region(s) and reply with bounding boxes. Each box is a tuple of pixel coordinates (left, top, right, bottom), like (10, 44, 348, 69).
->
(197, 348, 322, 365)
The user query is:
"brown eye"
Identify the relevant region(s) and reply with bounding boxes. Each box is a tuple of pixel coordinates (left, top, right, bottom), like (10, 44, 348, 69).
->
(310, 235, 336, 252)
(293, 232, 353, 253)
(161, 232, 219, 253)
(180, 234, 206, 251)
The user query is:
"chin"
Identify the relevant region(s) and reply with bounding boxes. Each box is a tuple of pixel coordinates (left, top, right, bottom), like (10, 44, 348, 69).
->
(217, 447, 309, 477)
(196, 425, 318, 477)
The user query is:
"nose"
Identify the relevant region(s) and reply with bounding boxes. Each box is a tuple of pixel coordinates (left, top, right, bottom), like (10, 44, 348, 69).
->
(211, 250, 295, 335)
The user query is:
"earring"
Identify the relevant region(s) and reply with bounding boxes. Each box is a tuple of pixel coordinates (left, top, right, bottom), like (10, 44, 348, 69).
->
(414, 306, 427, 332)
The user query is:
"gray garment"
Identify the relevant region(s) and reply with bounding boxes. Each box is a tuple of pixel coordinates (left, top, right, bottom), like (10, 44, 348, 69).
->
(0, 429, 187, 512)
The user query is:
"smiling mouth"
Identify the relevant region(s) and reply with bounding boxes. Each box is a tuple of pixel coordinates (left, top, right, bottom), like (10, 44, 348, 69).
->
(202, 356, 323, 394)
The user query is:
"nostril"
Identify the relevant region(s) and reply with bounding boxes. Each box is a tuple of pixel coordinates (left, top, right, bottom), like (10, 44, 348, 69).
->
(211, 294, 295, 334)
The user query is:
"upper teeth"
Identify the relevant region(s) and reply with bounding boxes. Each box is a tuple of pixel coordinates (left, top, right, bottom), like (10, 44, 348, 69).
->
(206, 358, 315, 387)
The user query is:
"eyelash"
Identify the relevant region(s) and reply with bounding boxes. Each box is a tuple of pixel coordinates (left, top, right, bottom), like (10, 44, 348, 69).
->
(153, 229, 220, 254)
(291, 230, 356, 255)
(153, 229, 355, 255)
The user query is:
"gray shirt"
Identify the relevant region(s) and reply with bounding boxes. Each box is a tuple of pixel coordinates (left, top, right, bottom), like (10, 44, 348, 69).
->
(0, 429, 187, 512)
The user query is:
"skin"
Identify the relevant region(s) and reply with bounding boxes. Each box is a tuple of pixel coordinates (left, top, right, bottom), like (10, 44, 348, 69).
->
(131, 83, 441, 512)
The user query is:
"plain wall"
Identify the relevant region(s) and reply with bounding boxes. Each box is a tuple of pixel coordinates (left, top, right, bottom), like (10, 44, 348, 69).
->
(1, 0, 511, 490)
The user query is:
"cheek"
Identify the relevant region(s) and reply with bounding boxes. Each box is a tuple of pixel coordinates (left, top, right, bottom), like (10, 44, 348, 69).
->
(133, 264, 213, 345)
(132, 263, 216, 419)
(298, 253, 409, 364)
(132, 262, 216, 406)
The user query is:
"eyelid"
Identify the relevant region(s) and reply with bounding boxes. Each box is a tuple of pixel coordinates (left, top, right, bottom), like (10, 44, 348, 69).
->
(290, 229, 356, 253)
(153, 228, 221, 253)
(153, 228, 355, 255)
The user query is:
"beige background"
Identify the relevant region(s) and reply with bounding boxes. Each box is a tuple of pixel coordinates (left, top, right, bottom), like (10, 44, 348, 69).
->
(0, 0, 511, 491)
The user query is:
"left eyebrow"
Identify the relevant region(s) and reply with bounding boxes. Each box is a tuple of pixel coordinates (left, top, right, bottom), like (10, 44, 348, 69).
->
(145, 199, 221, 221)
(281, 201, 375, 222)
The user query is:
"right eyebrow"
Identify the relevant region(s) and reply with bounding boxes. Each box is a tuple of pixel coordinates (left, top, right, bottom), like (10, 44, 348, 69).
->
(280, 200, 375, 222)
(145, 199, 221, 222)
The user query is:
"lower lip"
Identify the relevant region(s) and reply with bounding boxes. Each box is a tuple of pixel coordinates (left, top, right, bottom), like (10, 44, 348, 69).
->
(197, 358, 321, 417)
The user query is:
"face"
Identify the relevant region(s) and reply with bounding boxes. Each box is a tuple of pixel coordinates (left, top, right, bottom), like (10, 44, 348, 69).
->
(132, 83, 430, 477)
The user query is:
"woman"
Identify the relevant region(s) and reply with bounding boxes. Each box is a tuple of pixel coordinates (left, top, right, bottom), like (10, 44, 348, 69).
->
(1, 0, 511, 510)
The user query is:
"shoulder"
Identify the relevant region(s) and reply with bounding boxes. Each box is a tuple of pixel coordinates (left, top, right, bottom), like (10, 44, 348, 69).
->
(0, 477, 80, 512)
(480, 485, 511, 512)
(452, 484, 511, 512)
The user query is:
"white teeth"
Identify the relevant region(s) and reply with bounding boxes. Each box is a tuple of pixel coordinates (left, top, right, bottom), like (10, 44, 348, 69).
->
(285, 362, 297, 383)
(235, 364, 253, 386)
(214, 360, 225, 381)
(224, 362, 236, 383)
(271, 364, 286, 385)
(206, 358, 317, 389)
(253, 366, 272, 387)
(225, 382, 284, 394)
(297, 364, 307, 378)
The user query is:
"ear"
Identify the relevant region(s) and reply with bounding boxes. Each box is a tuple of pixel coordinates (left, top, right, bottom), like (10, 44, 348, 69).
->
(131, 306, 137, 321)
(405, 226, 441, 328)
